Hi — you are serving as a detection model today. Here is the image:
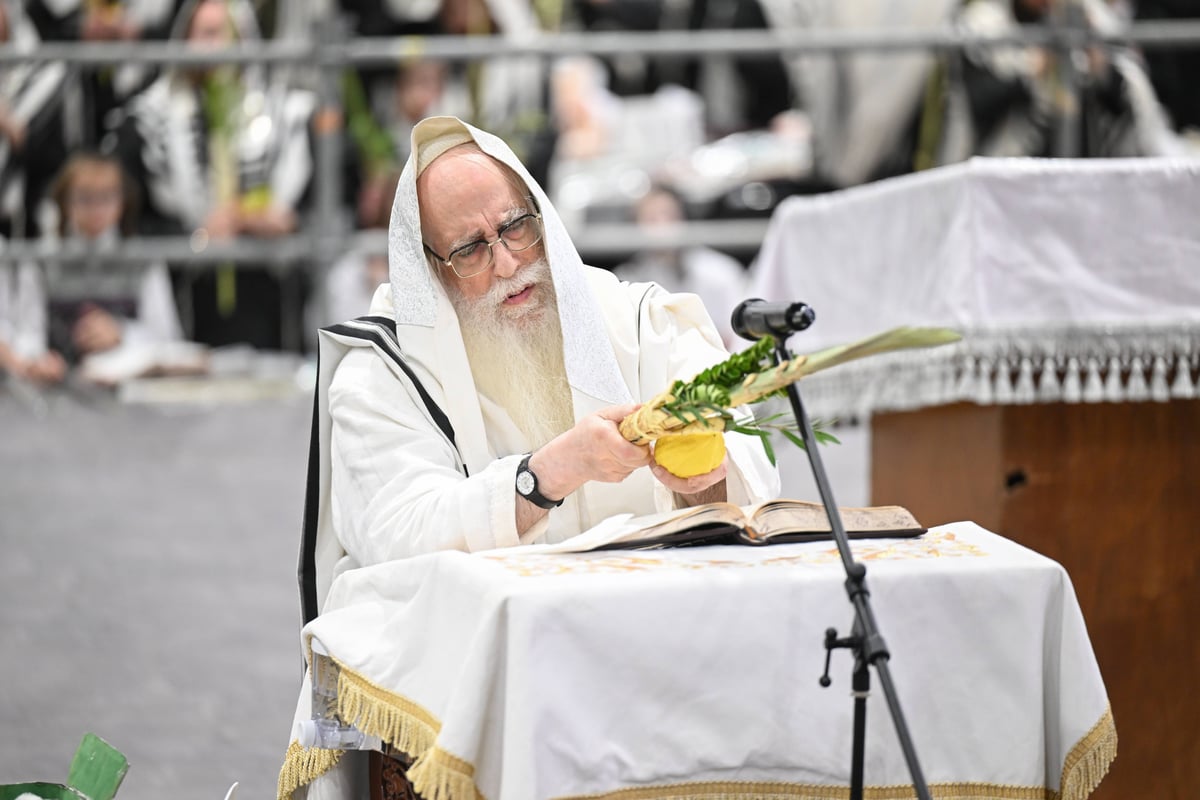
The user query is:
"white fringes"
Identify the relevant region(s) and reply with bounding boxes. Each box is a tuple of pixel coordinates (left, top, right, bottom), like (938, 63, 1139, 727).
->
(1103, 356, 1124, 402)
(935, 354, 958, 407)
(994, 357, 1015, 404)
(976, 358, 994, 405)
(955, 357, 977, 402)
(1082, 358, 1105, 403)
(1038, 357, 1062, 403)
(1170, 354, 1195, 399)
(1150, 356, 1170, 402)
(1014, 357, 1036, 404)
(1126, 356, 1149, 402)
(1063, 357, 1083, 403)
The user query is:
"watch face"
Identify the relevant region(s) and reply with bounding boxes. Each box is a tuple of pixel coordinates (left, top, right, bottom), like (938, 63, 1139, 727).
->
(516, 469, 536, 496)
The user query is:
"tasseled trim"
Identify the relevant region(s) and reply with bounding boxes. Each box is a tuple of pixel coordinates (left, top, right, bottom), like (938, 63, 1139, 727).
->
(796, 323, 1200, 420)
(408, 746, 485, 800)
(334, 659, 441, 761)
(1056, 705, 1118, 800)
(277, 740, 343, 800)
(278, 664, 1116, 800)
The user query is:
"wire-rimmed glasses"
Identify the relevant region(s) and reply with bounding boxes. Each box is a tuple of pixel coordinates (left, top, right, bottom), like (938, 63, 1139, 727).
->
(426, 212, 544, 279)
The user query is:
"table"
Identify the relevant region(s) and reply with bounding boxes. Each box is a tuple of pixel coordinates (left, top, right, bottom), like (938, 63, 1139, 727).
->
(746, 156, 1199, 799)
(280, 523, 1114, 800)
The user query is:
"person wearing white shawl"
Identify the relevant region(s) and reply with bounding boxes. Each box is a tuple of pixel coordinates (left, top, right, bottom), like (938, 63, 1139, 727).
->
(322, 114, 778, 568)
(287, 116, 779, 798)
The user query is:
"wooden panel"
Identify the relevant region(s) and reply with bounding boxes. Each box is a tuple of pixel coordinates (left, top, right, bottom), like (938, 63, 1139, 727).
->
(871, 400, 1200, 800)
(871, 402, 1005, 531)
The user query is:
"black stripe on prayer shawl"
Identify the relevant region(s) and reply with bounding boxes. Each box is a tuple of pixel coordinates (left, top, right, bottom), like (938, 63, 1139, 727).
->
(328, 315, 463, 461)
(298, 315, 464, 630)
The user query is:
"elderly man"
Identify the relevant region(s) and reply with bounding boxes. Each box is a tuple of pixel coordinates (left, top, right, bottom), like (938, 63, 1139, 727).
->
(306, 115, 778, 592)
(292, 115, 778, 800)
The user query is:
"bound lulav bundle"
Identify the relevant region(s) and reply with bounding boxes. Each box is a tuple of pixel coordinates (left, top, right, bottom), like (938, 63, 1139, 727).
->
(620, 326, 963, 477)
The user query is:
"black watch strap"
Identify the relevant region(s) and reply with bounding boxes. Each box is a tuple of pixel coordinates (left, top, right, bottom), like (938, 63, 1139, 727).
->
(516, 453, 563, 510)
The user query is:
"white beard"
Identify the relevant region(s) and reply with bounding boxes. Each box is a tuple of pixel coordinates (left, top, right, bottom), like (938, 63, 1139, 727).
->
(448, 257, 575, 448)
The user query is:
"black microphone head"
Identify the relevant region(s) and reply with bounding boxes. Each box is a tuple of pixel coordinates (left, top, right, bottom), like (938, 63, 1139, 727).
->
(730, 298, 766, 340)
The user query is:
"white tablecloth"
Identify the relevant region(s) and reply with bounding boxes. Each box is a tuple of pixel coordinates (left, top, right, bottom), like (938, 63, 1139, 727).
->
(280, 523, 1115, 800)
(747, 157, 1200, 417)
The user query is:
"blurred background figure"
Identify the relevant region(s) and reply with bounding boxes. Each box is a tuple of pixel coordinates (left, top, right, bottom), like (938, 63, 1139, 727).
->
(924, 0, 1188, 165)
(572, 0, 793, 132)
(113, 0, 316, 350)
(0, 0, 68, 239)
(547, 53, 706, 230)
(321, 168, 400, 325)
(26, 0, 184, 148)
(1135, 0, 1200, 138)
(0, 151, 183, 386)
(343, 56, 470, 233)
(614, 183, 746, 348)
(339, 0, 554, 181)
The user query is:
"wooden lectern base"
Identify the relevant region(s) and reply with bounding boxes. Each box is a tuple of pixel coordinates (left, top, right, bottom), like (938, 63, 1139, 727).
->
(872, 400, 1200, 800)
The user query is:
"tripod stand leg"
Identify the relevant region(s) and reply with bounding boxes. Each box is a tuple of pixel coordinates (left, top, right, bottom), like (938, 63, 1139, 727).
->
(850, 652, 870, 800)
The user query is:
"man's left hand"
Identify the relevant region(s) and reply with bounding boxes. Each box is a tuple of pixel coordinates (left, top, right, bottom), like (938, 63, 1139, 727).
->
(650, 456, 728, 504)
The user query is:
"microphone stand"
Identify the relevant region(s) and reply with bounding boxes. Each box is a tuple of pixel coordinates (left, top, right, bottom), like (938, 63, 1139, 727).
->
(768, 332, 932, 800)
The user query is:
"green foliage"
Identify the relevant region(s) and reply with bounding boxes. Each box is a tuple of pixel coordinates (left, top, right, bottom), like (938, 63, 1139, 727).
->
(668, 337, 776, 409)
(201, 69, 241, 140)
(342, 70, 397, 175)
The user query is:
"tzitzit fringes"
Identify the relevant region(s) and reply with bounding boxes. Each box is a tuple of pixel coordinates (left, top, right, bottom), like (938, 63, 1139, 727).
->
(334, 658, 441, 760)
(408, 746, 484, 800)
(277, 740, 343, 800)
(1056, 705, 1118, 800)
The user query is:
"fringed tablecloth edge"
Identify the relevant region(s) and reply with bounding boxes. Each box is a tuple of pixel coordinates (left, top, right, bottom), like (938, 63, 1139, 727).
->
(277, 739, 343, 800)
(276, 657, 486, 800)
(1055, 704, 1118, 800)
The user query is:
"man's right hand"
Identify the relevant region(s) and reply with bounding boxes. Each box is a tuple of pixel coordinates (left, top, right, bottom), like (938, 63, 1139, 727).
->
(527, 403, 651, 505)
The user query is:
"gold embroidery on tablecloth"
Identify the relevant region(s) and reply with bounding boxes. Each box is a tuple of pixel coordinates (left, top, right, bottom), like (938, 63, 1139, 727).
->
(484, 530, 987, 577)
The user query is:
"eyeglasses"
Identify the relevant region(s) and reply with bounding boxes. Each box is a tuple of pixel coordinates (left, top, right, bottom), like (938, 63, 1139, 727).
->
(427, 212, 543, 279)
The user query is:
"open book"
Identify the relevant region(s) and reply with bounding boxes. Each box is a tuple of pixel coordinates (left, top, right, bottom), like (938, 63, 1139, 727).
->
(544, 499, 925, 553)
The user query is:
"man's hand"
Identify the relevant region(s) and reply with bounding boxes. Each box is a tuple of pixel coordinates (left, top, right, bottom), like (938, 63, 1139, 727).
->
(533, 403, 651, 499)
(650, 453, 728, 506)
(72, 306, 123, 354)
(515, 404, 651, 533)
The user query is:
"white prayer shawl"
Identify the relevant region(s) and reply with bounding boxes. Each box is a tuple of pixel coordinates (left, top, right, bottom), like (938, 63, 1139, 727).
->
(0, 1, 67, 220)
(123, 0, 315, 229)
(286, 117, 780, 798)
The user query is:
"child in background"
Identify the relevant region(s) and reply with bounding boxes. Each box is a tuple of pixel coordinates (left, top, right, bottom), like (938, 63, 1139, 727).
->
(0, 151, 183, 384)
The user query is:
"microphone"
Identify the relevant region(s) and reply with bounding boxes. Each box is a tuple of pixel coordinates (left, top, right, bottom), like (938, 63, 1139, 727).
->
(731, 298, 816, 341)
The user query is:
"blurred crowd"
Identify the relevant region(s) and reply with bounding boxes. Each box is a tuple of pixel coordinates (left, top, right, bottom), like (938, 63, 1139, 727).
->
(1, 0, 1197, 386)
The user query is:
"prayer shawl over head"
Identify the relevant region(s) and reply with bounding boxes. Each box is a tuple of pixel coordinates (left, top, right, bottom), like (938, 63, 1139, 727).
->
(285, 117, 779, 798)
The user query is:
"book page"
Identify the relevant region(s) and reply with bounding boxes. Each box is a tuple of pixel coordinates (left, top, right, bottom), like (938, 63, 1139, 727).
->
(753, 501, 922, 539)
(523, 503, 749, 553)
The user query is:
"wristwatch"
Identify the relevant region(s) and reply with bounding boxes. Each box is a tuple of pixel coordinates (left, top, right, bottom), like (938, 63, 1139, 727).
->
(515, 453, 563, 510)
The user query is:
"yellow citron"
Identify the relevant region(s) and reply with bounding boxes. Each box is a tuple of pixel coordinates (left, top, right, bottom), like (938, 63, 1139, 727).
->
(653, 432, 727, 478)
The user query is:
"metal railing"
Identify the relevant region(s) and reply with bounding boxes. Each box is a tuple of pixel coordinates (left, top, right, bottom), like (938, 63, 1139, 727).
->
(1, 16, 1198, 345)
